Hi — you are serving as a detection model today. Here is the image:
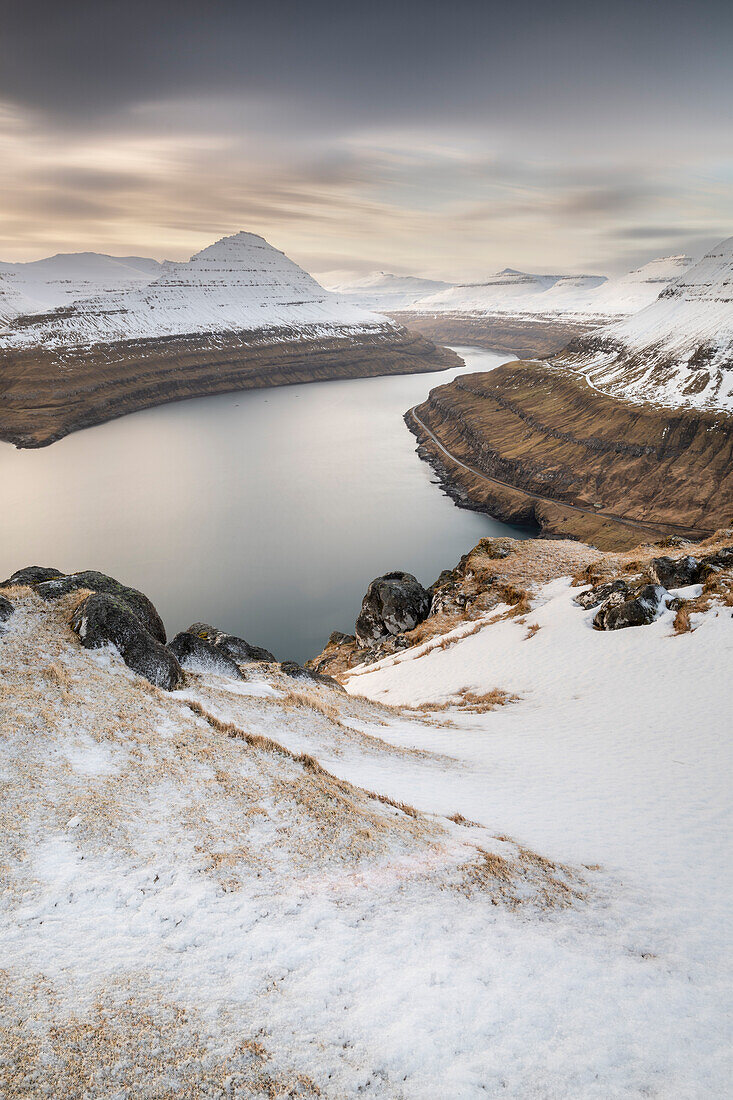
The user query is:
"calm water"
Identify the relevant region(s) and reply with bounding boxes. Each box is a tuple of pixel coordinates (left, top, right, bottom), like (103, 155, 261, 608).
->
(0, 347, 533, 660)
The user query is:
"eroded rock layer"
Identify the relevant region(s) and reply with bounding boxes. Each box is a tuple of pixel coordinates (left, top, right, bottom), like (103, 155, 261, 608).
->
(408, 361, 733, 549)
(0, 325, 460, 448)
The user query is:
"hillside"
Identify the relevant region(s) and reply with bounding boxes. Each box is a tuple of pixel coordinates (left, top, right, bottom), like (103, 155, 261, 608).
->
(0, 252, 162, 324)
(0, 233, 459, 448)
(391, 256, 694, 358)
(326, 271, 452, 310)
(1, 534, 730, 1095)
(556, 237, 733, 410)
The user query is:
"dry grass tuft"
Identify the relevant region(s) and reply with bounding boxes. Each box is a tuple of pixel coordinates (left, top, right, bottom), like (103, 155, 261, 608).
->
(454, 844, 586, 910)
(673, 605, 692, 634)
(525, 623, 541, 639)
(447, 812, 481, 827)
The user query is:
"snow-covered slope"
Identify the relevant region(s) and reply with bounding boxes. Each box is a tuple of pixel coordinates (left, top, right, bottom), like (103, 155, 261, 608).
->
(2, 531, 731, 1095)
(415, 269, 564, 314)
(408, 257, 694, 320)
(0, 252, 162, 323)
(586, 254, 694, 316)
(558, 237, 733, 410)
(0, 233, 392, 350)
(327, 271, 453, 310)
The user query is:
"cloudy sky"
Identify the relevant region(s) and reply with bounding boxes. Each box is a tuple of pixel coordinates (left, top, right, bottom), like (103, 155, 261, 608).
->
(1, 0, 731, 278)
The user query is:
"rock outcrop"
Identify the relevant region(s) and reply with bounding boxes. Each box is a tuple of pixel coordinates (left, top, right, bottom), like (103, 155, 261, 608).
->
(167, 631, 244, 679)
(36, 570, 167, 643)
(71, 592, 183, 689)
(354, 572, 431, 646)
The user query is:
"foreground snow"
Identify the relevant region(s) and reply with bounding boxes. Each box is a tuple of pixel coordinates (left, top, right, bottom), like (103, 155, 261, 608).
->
(1, 563, 731, 1096)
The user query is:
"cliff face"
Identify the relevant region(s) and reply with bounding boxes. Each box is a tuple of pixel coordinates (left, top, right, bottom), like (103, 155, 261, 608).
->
(0, 324, 459, 448)
(409, 361, 733, 549)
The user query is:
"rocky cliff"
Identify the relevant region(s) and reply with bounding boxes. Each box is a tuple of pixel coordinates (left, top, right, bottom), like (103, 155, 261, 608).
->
(408, 361, 733, 549)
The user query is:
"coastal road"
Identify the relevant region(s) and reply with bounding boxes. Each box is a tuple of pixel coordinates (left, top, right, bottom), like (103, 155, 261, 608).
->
(407, 405, 709, 540)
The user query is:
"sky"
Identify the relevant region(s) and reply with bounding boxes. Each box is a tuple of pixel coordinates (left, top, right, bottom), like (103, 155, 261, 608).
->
(0, 0, 731, 278)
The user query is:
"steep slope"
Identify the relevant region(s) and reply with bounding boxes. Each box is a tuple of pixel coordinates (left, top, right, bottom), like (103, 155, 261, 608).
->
(556, 238, 733, 410)
(406, 239, 732, 544)
(2, 534, 731, 1095)
(586, 253, 694, 316)
(0, 252, 162, 322)
(0, 232, 458, 447)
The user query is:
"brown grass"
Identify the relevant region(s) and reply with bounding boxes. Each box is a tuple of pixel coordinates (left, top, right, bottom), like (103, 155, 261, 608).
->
(452, 844, 586, 910)
(525, 623, 541, 639)
(182, 698, 421, 819)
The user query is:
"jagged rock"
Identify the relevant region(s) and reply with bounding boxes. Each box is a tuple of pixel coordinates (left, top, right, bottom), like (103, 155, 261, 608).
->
(167, 632, 243, 679)
(71, 593, 183, 689)
(185, 622, 276, 663)
(575, 578, 634, 610)
(326, 631, 354, 647)
(648, 555, 701, 589)
(594, 584, 667, 630)
(1, 565, 64, 587)
(0, 595, 14, 630)
(700, 547, 733, 572)
(355, 572, 431, 646)
(37, 571, 166, 644)
(279, 660, 343, 691)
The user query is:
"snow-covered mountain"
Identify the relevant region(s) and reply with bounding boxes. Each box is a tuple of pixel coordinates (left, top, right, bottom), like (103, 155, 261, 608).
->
(586, 254, 695, 316)
(0, 233, 392, 350)
(392, 256, 695, 320)
(327, 271, 453, 311)
(556, 237, 733, 410)
(0, 252, 162, 323)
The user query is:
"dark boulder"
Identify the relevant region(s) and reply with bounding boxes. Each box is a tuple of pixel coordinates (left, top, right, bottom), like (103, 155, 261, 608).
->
(700, 547, 733, 573)
(355, 571, 431, 646)
(594, 584, 667, 631)
(648, 555, 701, 589)
(325, 631, 355, 648)
(279, 660, 343, 691)
(575, 578, 633, 610)
(185, 622, 276, 663)
(36, 571, 166, 644)
(167, 631, 243, 679)
(1, 565, 64, 587)
(72, 593, 183, 689)
(0, 595, 14, 630)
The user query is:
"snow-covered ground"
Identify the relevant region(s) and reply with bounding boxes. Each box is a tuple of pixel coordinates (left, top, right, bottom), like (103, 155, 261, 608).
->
(330, 256, 695, 320)
(0, 232, 394, 350)
(0, 252, 162, 324)
(2, 540, 731, 1096)
(557, 236, 733, 410)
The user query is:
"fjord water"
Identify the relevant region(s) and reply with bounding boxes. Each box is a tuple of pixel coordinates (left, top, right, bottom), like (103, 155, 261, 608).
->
(0, 347, 531, 660)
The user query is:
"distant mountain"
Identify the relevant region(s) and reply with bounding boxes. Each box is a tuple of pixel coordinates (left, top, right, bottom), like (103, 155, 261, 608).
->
(0, 252, 162, 323)
(0, 233, 398, 350)
(584, 255, 695, 316)
(556, 237, 733, 410)
(327, 272, 453, 311)
(0, 232, 458, 447)
(413, 258, 695, 319)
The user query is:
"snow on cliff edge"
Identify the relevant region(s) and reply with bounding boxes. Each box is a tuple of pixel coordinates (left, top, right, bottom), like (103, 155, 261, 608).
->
(556, 236, 733, 410)
(0, 233, 393, 350)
